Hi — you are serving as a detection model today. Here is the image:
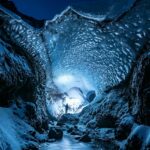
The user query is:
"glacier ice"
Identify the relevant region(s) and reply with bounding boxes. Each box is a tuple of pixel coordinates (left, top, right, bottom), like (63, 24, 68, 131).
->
(44, 0, 149, 97)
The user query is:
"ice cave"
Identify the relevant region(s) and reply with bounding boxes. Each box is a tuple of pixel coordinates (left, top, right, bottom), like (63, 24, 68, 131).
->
(0, 0, 150, 149)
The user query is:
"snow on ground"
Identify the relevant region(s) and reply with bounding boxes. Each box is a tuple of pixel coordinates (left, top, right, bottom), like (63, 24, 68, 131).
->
(0, 107, 21, 150)
(0, 105, 35, 150)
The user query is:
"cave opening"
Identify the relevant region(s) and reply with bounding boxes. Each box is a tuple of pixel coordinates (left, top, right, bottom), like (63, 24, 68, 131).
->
(46, 74, 96, 119)
(47, 83, 96, 120)
(63, 87, 96, 114)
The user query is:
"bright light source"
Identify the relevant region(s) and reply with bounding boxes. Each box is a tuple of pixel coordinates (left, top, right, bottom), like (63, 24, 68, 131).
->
(47, 87, 87, 118)
(64, 97, 83, 113)
(54, 74, 95, 94)
(63, 87, 86, 113)
(48, 74, 95, 118)
(56, 74, 74, 85)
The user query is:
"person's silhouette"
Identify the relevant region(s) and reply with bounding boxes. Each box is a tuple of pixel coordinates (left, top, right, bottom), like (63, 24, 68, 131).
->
(65, 103, 69, 114)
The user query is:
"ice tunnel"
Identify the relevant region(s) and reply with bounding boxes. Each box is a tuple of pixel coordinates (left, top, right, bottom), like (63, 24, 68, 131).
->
(0, 0, 150, 149)
(43, 3, 143, 118)
(0, 0, 148, 121)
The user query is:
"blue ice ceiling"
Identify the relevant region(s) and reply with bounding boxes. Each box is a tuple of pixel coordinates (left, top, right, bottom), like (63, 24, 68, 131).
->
(8, 0, 138, 96)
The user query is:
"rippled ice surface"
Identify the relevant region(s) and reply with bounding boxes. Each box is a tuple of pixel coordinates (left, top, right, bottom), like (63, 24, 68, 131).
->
(40, 134, 101, 150)
(44, 0, 149, 96)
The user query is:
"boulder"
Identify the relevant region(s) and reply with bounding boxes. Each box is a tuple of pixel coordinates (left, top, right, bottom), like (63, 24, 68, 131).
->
(115, 116, 134, 140)
(48, 127, 63, 140)
(125, 125, 150, 150)
(96, 114, 117, 128)
(57, 114, 79, 126)
(79, 133, 91, 142)
(23, 142, 38, 150)
(86, 91, 96, 102)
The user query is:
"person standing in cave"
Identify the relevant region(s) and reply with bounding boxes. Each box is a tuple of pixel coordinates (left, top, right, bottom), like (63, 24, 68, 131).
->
(65, 103, 69, 114)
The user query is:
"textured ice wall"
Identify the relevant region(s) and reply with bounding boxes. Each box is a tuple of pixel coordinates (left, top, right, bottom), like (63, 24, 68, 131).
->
(44, 0, 150, 96)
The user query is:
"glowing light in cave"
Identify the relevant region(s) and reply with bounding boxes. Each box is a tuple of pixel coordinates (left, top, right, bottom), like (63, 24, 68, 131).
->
(54, 74, 95, 94)
(64, 97, 84, 113)
(46, 87, 87, 118)
(63, 87, 86, 113)
(56, 74, 74, 85)
(47, 74, 95, 118)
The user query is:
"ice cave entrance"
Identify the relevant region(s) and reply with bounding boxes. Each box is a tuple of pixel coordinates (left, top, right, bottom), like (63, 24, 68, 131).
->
(47, 74, 96, 119)
(63, 87, 96, 114)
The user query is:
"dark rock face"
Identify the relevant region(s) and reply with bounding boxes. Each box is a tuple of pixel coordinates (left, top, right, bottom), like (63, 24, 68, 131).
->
(79, 134, 91, 142)
(96, 114, 117, 128)
(130, 50, 150, 125)
(125, 125, 150, 150)
(126, 135, 142, 150)
(0, 2, 59, 132)
(115, 123, 132, 140)
(0, 41, 34, 104)
(0, 3, 56, 149)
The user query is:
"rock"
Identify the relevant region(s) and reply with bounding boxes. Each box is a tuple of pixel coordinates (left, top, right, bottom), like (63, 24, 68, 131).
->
(25, 102, 36, 119)
(90, 128, 115, 142)
(96, 114, 117, 128)
(115, 116, 134, 140)
(86, 119, 96, 129)
(129, 51, 150, 126)
(41, 119, 49, 130)
(67, 127, 74, 133)
(115, 124, 131, 140)
(34, 121, 44, 133)
(28, 130, 36, 137)
(57, 114, 79, 126)
(70, 129, 79, 135)
(35, 133, 48, 143)
(125, 125, 150, 150)
(79, 133, 91, 142)
(22, 142, 39, 150)
(86, 91, 96, 102)
(125, 135, 142, 150)
(0, 42, 33, 106)
(67, 125, 83, 136)
(48, 127, 63, 140)
(74, 135, 81, 140)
